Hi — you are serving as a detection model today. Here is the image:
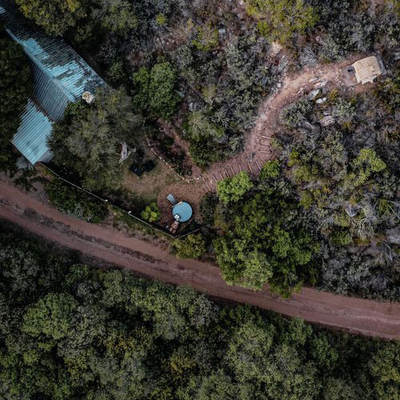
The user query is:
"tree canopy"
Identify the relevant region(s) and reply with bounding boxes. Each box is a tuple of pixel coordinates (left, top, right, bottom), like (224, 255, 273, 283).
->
(49, 87, 142, 191)
(15, 0, 87, 36)
(0, 222, 398, 400)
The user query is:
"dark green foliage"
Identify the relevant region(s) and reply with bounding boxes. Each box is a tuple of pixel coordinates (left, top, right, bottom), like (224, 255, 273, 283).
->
(0, 223, 398, 400)
(45, 179, 108, 222)
(15, 0, 87, 36)
(132, 62, 181, 120)
(49, 87, 142, 191)
(200, 193, 219, 225)
(274, 91, 400, 299)
(214, 184, 320, 295)
(0, 33, 32, 169)
(173, 233, 206, 259)
(247, 0, 318, 44)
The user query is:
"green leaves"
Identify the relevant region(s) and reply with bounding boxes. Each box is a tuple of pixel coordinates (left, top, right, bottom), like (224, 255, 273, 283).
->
(173, 234, 206, 259)
(49, 87, 141, 191)
(0, 37, 32, 163)
(140, 202, 161, 223)
(217, 171, 254, 204)
(133, 62, 181, 120)
(214, 187, 320, 295)
(15, 0, 87, 36)
(45, 179, 108, 222)
(23, 293, 78, 340)
(248, 0, 318, 45)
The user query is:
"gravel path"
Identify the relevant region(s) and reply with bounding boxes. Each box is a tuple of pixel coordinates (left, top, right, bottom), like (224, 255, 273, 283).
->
(1, 177, 399, 339)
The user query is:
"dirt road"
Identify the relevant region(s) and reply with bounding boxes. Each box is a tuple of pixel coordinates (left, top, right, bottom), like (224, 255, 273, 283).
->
(1, 178, 399, 339)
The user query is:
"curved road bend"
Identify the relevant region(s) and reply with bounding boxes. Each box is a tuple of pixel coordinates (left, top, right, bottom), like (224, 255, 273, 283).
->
(1, 179, 399, 339)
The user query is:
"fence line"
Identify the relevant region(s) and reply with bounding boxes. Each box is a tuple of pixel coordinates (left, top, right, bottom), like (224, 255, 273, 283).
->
(38, 163, 200, 240)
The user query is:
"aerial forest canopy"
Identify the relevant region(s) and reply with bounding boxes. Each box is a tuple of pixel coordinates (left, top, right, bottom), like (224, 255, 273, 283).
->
(0, 223, 399, 400)
(0, 28, 32, 168)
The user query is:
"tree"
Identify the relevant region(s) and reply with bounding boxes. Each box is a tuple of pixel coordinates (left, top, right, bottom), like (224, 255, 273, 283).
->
(173, 234, 206, 259)
(141, 202, 161, 223)
(132, 62, 181, 120)
(186, 111, 224, 142)
(15, 0, 87, 36)
(22, 293, 78, 340)
(92, 0, 137, 38)
(247, 0, 318, 44)
(0, 35, 32, 167)
(217, 171, 253, 204)
(49, 87, 142, 191)
(214, 190, 320, 295)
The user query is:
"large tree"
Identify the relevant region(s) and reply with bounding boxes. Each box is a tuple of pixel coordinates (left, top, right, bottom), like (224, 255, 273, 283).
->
(49, 87, 142, 191)
(214, 167, 320, 295)
(15, 0, 87, 36)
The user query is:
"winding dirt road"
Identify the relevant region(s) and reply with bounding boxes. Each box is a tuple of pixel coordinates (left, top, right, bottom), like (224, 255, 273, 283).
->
(1, 177, 399, 339)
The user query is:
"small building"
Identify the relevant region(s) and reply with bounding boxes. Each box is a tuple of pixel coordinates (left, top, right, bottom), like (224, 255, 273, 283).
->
(0, 0, 105, 164)
(351, 56, 385, 85)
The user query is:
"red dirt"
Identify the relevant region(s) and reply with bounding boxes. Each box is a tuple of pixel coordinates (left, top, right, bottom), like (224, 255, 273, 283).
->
(1, 177, 399, 339)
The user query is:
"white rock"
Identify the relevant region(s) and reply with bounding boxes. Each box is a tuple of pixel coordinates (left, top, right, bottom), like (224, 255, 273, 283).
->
(308, 89, 320, 100)
(319, 115, 335, 126)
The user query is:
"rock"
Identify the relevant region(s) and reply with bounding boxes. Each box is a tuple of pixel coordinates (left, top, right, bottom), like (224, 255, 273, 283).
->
(315, 80, 328, 88)
(386, 227, 400, 245)
(309, 78, 318, 83)
(319, 115, 335, 126)
(308, 89, 320, 100)
(316, 97, 327, 104)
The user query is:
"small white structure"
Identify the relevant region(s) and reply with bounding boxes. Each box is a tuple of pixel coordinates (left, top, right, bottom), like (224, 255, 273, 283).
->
(82, 91, 96, 104)
(351, 56, 385, 85)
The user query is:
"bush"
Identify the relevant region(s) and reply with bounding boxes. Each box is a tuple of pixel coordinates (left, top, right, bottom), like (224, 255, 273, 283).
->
(141, 202, 161, 223)
(248, 0, 318, 45)
(217, 171, 254, 204)
(133, 62, 181, 120)
(45, 179, 108, 222)
(173, 233, 206, 259)
(260, 160, 281, 180)
(200, 194, 219, 225)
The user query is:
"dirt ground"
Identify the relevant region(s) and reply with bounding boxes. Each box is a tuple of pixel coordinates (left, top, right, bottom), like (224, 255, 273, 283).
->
(122, 147, 181, 205)
(1, 176, 399, 339)
(157, 180, 205, 226)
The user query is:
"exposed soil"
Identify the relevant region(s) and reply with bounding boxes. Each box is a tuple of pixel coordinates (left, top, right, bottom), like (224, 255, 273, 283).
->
(1, 177, 399, 340)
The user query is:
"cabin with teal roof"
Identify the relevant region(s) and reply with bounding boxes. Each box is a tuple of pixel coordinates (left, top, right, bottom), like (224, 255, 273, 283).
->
(0, 0, 105, 164)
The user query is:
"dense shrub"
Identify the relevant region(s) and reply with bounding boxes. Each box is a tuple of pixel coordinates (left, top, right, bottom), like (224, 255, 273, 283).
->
(45, 179, 108, 222)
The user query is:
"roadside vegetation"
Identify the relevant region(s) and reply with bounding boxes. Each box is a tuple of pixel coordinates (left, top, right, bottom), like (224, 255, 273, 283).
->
(0, 222, 399, 400)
